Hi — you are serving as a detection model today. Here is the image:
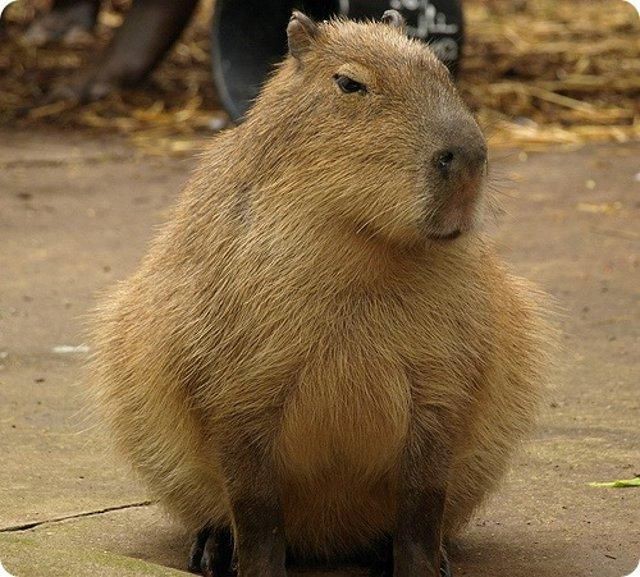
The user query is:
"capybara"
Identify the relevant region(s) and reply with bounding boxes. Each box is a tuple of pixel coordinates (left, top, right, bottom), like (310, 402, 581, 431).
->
(91, 10, 551, 577)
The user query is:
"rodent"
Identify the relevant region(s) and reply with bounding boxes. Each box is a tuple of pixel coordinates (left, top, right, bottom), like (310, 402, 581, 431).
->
(91, 10, 552, 577)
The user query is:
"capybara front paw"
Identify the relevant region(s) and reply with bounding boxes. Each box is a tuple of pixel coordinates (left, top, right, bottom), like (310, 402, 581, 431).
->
(188, 525, 235, 576)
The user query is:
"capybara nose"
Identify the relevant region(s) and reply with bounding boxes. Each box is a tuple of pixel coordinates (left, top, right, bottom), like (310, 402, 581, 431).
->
(433, 141, 487, 182)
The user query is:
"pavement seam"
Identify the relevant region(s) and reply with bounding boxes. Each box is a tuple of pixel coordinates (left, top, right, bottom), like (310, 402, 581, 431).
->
(0, 500, 153, 533)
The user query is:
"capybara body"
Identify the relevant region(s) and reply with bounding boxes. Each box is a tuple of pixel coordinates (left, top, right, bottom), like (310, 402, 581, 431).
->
(92, 12, 550, 576)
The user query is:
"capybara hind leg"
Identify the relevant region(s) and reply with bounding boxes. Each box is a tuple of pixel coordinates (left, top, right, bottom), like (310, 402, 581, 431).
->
(188, 524, 235, 576)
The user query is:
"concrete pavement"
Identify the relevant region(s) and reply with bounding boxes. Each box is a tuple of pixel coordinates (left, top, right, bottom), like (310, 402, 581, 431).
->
(0, 131, 638, 576)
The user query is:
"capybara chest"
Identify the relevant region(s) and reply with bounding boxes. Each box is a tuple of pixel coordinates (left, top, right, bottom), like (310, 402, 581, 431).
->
(276, 340, 412, 479)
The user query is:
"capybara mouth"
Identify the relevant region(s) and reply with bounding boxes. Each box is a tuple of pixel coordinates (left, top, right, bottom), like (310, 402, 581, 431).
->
(427, 229, 462, 241)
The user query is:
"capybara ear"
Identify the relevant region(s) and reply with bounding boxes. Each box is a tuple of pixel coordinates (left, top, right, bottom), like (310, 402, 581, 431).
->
(381, 9, 406, 32)
(287, 11, 319, 59)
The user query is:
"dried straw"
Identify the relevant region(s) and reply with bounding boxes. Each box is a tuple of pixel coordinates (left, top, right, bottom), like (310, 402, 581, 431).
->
(1, 0, 638, 152)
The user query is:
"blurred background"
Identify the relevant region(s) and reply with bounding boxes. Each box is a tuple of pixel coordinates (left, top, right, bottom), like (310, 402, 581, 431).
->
(1, 0, 638, 153)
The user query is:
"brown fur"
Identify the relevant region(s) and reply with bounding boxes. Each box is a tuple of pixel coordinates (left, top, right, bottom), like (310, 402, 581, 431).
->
(90, 13, 552, 568)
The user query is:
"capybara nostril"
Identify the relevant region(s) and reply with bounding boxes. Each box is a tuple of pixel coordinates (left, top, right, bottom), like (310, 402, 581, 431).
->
(435, 149, 455, 175)
(434, 141, 487, 181)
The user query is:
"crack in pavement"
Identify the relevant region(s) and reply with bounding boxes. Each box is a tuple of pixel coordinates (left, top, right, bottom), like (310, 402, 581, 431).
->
(0, 501, 153, 533)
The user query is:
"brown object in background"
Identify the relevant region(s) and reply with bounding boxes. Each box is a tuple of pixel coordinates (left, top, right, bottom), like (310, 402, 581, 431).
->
(21, 0, 101, 46)
(22, 0, 200, 102)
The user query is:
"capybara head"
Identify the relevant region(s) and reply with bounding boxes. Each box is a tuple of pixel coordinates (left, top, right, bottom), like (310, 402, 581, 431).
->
(246, 10, 488, 247)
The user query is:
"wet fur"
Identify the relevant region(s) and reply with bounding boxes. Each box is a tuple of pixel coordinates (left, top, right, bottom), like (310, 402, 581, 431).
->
(91, 16, 552, 565)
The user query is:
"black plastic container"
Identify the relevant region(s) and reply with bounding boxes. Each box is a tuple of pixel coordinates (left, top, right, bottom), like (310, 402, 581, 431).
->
(211, 0, 464, 122)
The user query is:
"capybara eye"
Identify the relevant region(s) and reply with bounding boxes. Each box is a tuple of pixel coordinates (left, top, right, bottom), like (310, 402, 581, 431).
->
(333, 74, 367, 94)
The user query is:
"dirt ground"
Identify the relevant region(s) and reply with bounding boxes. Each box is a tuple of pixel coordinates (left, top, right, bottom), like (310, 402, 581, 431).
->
(0, 130, 638, 577)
